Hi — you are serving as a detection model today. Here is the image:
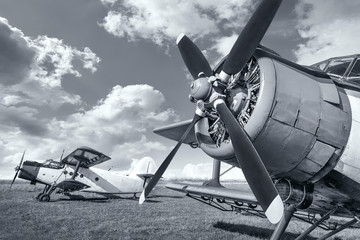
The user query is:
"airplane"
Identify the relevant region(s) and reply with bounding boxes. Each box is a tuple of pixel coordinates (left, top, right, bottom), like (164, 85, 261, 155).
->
(138, 0, 360, 239)
(10, 146, 157, 202)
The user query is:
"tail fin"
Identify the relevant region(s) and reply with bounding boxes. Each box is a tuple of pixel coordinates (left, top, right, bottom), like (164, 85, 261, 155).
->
(130, 157, 157, 188)
(129, 157, 157, 178)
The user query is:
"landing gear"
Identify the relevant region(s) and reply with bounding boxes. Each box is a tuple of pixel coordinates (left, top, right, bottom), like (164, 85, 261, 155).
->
(36, 184, 57, 202)
(36, 193, 44, 200)
(39, 194, 50, 202)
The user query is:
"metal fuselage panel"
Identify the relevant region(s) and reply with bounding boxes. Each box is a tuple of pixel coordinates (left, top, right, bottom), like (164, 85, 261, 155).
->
(335, 89, 360, 183)
(253, 59, 351, 182)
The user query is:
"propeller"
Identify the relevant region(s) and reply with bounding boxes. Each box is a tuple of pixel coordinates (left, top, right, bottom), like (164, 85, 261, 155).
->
(10, 150, 26, 189)
(177, 34, 213, 79)
(139, 111, 204, 204)
(175, 0, 284, 224)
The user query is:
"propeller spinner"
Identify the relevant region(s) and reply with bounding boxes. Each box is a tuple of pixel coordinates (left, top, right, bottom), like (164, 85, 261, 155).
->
(141, 0, 284, 224)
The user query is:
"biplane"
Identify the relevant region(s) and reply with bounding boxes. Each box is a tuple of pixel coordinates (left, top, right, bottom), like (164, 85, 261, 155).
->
(139, 0, 360, 239)
(11, 147, 156, 201)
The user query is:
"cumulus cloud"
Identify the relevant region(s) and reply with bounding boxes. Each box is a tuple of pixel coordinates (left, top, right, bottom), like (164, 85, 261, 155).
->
(211, 34, 238, 60)
(0, 17, 103, 174)
(48, 84, 178, 155)
(294, 0, 360, 64)
(99, 0, 253, 49)
(0, 17, 104, 178)
(0, 17, 100, 108)
(0, 84, 178, 178)
(0, 17, 36, 86)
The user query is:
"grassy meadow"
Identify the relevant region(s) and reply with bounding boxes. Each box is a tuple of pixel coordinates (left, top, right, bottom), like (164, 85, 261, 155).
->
(1, 180, 360, 240)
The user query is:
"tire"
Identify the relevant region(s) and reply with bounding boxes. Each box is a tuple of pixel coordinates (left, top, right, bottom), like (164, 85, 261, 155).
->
(36, 193, 44, 200)
(40, 194, 50, 202)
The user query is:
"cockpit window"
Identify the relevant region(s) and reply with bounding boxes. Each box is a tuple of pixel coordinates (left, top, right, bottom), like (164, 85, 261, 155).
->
(326, 58, 353, 78)
(42, 159, 65, 169)
(312, 61, 328, 71)
(348, 59, 360, 85)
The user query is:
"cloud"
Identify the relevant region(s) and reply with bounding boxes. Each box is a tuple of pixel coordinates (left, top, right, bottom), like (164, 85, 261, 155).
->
(0, 17, 36, 86)
(99, 0, 253, 49)
(0, 17, 100, 108)
(0, 17, 180, 180)
(0, 105, 48, 136)
(0, 84, 178, 179)
(49, 84, 178, 155)
(211, 34, 238, 60)
(0, 17, 104, 178)
(294, 0, 360, 64)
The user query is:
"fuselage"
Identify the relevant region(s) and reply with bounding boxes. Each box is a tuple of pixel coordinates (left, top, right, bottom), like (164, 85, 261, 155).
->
(18, 158, 155, 195)
(34, 166, 146, 194)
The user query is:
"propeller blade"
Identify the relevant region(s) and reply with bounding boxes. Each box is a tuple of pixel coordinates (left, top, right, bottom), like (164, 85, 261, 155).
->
(10, 150, 26, 189)
(220, 0, 283, 81)
(214, 99, 283, 224)
(139, 113, 202, 204)
(177, 33, 213, 79)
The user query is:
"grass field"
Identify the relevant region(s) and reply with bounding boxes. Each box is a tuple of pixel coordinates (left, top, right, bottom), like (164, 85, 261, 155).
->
(1, 180, 360, 240)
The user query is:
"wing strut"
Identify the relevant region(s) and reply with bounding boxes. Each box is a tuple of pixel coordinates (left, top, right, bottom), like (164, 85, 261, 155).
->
(295, 207, 338, 240)
(318, 218, 358, 240)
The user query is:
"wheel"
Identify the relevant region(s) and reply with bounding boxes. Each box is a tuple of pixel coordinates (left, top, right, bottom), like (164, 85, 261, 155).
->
(36, 193, 44, 200)
(40, 194, 50, 202)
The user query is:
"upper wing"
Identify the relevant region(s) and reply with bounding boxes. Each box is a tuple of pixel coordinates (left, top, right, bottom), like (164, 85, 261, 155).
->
(61, 146, 111, 168)
(153, 119, 197, 146)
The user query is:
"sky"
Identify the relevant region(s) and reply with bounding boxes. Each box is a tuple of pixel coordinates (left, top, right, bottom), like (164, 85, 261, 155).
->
(1, 0, 360, 180)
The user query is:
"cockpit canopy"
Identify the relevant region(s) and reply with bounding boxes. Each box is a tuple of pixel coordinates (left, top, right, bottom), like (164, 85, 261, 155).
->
(312, 54, 360, 86)
(42, 159, 65, 169)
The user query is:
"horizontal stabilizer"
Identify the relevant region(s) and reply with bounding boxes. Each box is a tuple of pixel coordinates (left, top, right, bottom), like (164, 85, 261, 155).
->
(153, 119, 197, 145)
(166, 182, 258, 204)
(137, 173, 154, 180)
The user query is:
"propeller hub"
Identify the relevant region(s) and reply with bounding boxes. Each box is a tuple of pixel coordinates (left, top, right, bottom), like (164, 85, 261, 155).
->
(190, 77, 212, 101)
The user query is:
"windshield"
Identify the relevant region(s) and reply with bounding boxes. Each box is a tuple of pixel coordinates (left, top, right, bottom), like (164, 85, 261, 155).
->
(326, 58, 353, 78)
(347, 59, 360, 86)
(42, 159, 65, 169)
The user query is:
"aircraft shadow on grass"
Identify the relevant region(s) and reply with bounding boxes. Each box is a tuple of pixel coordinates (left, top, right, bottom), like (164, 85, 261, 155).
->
(53, 194, 183, 203)
(213, 221, 319, 240)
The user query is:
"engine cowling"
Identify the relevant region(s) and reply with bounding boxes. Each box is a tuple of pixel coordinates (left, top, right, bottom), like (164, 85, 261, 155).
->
(195, 51, 352, 183)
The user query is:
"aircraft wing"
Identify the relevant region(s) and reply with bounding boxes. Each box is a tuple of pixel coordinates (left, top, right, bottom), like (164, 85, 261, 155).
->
(55, 179, 89, 191)
(61, 146, 111, 168)
(166, 182, 258, 204)
(153, 119, 198, 146)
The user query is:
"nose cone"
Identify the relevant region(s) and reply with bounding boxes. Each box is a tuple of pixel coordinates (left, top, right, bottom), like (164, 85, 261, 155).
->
(18, 161, 40, 182)
(190, 77, 212, 101)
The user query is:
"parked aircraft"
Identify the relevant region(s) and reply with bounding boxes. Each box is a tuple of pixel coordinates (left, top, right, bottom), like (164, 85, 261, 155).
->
(139, 0, 360, 239)
(11, 147, 156, 201)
